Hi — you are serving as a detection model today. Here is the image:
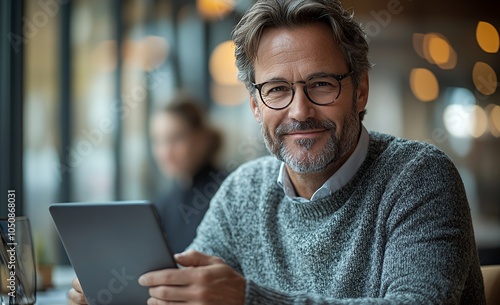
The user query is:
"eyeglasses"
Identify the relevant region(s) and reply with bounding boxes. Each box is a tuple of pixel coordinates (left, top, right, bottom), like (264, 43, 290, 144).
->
(252, 72, 352, 110)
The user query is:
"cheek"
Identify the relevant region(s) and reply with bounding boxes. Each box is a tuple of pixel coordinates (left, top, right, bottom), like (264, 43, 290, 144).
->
(260, 110, 282, 134)
(178, 144, 193, 161)
(335, 107, 359, 138)
(172, 140, 196, 164)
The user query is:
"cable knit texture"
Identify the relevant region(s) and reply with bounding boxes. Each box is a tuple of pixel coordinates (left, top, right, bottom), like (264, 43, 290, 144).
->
(189, 131, 485, 304)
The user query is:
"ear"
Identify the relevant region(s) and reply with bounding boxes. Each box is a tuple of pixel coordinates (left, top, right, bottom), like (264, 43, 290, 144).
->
(355, 72, 369, 114)
(249, 92, 261, 123)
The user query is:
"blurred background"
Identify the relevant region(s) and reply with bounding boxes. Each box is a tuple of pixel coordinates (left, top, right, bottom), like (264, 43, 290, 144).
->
(1, 0, 499, 269)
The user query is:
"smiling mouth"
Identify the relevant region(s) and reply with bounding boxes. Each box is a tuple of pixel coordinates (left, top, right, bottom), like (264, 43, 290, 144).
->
(286, 129, 328, 137)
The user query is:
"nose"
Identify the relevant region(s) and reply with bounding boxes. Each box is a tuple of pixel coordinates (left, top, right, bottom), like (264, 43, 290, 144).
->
(287, 85, 315, 121)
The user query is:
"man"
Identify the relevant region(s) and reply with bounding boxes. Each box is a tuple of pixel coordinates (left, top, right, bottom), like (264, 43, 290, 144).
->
(69, 0, 485, 304)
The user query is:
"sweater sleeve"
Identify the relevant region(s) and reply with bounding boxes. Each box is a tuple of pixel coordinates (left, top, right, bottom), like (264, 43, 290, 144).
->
(243, 148, 484, 305)
(378, 147, 484, 304)
(245, 280, 419, 304)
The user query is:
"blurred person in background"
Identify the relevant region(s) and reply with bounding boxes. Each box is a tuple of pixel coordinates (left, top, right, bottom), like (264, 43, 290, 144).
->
(149, 92, 226, 253)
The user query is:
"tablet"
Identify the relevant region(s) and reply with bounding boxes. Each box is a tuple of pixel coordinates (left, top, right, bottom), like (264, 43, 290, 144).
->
(49, 201, 177, 305)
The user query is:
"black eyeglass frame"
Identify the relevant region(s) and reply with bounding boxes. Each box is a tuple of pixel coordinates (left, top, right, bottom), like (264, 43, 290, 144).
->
(252, 71, 353, 110)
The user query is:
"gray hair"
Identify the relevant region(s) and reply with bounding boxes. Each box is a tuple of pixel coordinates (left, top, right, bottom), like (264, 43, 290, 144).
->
(233, 0, 370, 96)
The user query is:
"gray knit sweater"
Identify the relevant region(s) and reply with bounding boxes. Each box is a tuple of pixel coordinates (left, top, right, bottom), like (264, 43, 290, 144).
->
(189, 132, 485, 304)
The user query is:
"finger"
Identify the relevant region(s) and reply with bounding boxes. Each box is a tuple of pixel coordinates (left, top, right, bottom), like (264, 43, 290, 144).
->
(67, 288, 88, 304)
(146, 297, 184, 305)
(174, 250, 224, 267)
(72, 277, 83, 293)
(139, 268, 192, 286)
(148, 285, 191, 302)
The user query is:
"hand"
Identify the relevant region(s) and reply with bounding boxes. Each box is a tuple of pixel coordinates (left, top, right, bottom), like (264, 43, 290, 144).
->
(68, 277, 88, 305)
(139, 250, 246, 305)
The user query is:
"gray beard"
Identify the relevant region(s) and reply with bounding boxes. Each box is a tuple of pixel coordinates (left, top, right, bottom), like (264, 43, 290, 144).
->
(277, 124, 337, 173)
(259, 105, 359, 173)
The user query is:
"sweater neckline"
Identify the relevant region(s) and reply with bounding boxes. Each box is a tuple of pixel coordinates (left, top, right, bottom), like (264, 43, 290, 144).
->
(281, 135, 384, 219)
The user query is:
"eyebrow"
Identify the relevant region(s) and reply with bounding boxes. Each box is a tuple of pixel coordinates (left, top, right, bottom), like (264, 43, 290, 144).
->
(262, 71, 339, 83)
(307, 72, 336, 79)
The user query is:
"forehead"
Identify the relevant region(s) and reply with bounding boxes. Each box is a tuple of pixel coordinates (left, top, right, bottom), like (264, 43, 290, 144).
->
(254, 23, 348, 82)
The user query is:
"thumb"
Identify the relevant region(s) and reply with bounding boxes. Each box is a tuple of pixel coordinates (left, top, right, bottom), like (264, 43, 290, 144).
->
(72, 277, 83, 292)
(175, 250, 225, 267)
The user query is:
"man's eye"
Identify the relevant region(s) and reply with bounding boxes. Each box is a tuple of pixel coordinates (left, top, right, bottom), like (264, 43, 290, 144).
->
(269, 86, 289, 92)
(310, 81, 336, 88)
(263, 83, 291, 96)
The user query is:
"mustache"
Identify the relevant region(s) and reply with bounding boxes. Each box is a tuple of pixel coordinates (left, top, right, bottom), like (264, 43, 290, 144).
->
(275, 119, 337, 137)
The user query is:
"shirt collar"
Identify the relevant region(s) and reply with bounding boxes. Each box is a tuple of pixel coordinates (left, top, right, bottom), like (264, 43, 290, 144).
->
(277, 125, 369, 203)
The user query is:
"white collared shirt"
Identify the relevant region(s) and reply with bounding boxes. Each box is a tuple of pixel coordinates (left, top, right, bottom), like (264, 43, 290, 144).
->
(277, 125, 369, 203)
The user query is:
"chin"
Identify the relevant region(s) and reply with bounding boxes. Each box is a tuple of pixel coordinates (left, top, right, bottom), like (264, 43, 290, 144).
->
(286, 157, 331, 174)
(291, 136, 324, 151)
(281, 147, 329, 172)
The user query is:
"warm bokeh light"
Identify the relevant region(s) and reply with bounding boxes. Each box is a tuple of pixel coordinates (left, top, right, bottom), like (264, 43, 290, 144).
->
(409, 68, 439, 102)
(197, 0, 235, 20)
(427, 34, 449, 64)
(423, 33, 457, 69)
(211, 82, 247, 106)
(473, 61, 498, 96)
(489, 104, 500, 137)
(209, 40, 239, 86)
(476, 21, 500, 53)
